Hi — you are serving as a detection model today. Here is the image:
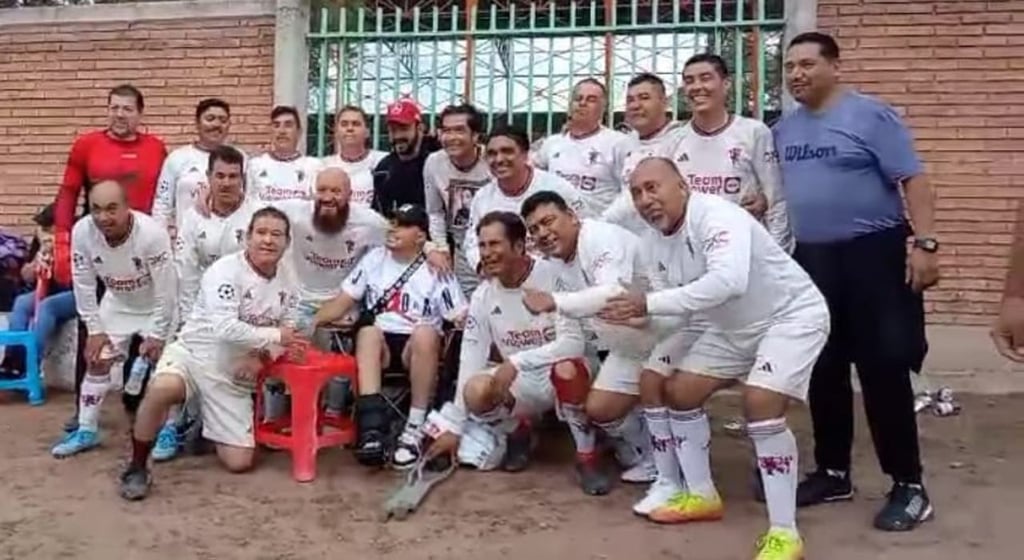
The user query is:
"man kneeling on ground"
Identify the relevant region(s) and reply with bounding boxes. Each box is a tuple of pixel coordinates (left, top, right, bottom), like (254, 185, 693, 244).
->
(423, 211, 587, 471)
(313, 204, 465, 469)
(119, 207, 302, 500)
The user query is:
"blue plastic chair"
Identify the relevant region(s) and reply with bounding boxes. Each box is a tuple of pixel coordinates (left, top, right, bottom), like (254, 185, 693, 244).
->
(0, 330, 44, 405)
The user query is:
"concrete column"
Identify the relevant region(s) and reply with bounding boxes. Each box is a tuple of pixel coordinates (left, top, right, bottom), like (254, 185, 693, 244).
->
(274, 0, 311, 148)
(782, 0, 818, 114)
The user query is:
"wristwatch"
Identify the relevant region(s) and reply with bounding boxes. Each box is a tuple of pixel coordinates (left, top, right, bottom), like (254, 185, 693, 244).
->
(913, 236, 939, 253)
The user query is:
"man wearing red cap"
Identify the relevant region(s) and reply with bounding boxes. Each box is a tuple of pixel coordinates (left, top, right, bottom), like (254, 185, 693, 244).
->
(371, 98, 442, 218)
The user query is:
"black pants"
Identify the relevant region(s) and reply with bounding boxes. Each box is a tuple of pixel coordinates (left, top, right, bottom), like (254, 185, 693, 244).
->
(794, 226, 926, 484)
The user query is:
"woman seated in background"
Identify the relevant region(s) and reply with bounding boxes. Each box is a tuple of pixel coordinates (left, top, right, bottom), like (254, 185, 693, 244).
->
(0, 204, 78, 378)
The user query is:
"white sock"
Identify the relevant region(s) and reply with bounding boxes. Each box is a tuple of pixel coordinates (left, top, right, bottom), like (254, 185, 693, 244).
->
(749, 418, 798, 531)
(668, 408, 717, 499)
(558, 402, 596, 455)
(644, 407, 682, 488)
(408, 406, 426, 426)
(78, 375, 111, 433)
(164, 405, 181, 430)
(596, 409, 650, 467)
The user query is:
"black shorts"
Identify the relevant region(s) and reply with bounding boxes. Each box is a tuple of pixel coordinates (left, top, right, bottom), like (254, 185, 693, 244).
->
(383, 332, 411, 373)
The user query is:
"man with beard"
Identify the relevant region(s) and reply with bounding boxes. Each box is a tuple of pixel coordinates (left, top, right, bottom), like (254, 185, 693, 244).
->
(423, 103, 492, 296)
(321, 105, 388, 207)
(602, 73, 769, 233)
(600, 157, 828, 560)
(371, 98, 442, 218)
(117, 207, 302, 501)
(152, 98, 244, 238)
(246, 106, 324, 204)
(53, 181, 176, 458)
(532, 78, 629, 216)
(462, 127, 589, 275)
(519, 190, 669, 496)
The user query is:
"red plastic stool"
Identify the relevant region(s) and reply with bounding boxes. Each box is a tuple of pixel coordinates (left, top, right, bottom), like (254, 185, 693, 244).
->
(254, 346, 358, 482)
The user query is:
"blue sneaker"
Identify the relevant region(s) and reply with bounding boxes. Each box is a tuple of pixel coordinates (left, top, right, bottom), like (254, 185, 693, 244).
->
(151, 425, 179, 462)
(51, 429, 100, 458)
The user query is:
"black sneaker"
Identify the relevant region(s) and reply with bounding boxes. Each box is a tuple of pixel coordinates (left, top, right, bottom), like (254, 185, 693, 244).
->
(501, 426, 533, 473)
(354, 429, 388, 467)
(796, 470, 855, 507)
(575, 456, 612, 496)
(873, 483, 934, 531)
(119, 464, 152, 501)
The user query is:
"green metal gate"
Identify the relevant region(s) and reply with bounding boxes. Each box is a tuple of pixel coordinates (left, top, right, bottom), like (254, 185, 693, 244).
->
(308, 0, 785, 156)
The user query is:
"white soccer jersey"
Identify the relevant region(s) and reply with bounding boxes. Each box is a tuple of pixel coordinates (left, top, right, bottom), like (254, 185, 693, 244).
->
(602, 121, 688, 233)
(446, 257, 584, 427)
(153, 144, 247, 231)
(175, 200, 258, 323)
(422, 150, 492, 293)
(276, 199, 388, 304)
(342, 247, 467, 334)
(642, 193, 820, 330)
(177, 251, 299, 372)
(462, 168, 590, 273)
(549, 219, 667, 359)
(531, 127, 630, 216)
(246, 153, 323, 205)
(669, 117, 794, 252)
(71, 210, 176, 340)
(321, 150, 389, 207)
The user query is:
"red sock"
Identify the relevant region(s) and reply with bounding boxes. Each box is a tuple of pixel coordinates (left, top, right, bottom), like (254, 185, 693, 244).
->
(131, 438, 154, 469)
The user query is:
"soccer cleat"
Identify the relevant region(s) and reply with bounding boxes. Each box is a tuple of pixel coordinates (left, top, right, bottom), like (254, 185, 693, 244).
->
(575, 454, 612, 496)
(754, 527, 804, 560)
(51, 429, 100, 458)
(632, 477, 682, 517)
(392, 424, 425, 470)
(647, 491, 725, 524)
(620, 456, 657, 483)
(796, 470, 855, 507)
(501, 424, 533, 472)
(119, 464, 153, 501)
(873, 482, 934, 532)
(151, 425, 179, 462)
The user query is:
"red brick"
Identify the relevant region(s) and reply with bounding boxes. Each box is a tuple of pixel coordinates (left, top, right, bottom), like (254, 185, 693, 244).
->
(0, 15, 274, 235)
(821, 0, 1024, 324)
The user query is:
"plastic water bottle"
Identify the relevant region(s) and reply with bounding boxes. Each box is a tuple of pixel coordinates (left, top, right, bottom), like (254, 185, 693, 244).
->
(124, 356, 151, 396)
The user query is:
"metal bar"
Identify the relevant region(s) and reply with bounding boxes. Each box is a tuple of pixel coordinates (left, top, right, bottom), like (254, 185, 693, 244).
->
(316, 7, 329, 157)
(755, 0, 766, 121)
(507, 2, 516, 125)
(714, 0, 723, 55)
(355, 6, 365, 114)
(431, 6, 440, 111)
(546, 2, 556, 136)
(373, 7, 383, 150)
(487, 3, 497, 131)
(671, 0, 680, 122)
(451, 4, 460, 104)
(392, 6, 402, 104)
(526, 2, 537, 136)
(464, 1, 476, 102)
(603, 0, 615, 128)
(734, 0, 745, 115)
(309, 20, 785, 40)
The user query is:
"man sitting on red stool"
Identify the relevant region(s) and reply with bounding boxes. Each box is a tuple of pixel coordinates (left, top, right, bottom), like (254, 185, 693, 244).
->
(118, 207, 303, 501)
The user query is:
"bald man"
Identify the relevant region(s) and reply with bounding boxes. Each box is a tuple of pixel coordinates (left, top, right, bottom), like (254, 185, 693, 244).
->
(53, 180, 176, 459)
(599, 157, 829, 560)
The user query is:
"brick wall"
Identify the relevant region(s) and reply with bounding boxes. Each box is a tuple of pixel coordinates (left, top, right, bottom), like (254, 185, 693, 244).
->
(0, 13, 276, 234)
(818, 0, 1024, 325)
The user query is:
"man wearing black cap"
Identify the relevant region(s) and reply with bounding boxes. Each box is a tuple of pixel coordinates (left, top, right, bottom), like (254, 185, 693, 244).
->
(314, 204, 466, 469)
(1, 204, 77, 378)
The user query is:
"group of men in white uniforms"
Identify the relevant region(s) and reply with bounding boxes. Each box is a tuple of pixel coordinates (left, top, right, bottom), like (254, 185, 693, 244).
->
(53, 49, 827, 559)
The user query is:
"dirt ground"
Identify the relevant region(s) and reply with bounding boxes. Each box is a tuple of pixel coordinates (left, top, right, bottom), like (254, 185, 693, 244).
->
(0, 392, 1020, 560)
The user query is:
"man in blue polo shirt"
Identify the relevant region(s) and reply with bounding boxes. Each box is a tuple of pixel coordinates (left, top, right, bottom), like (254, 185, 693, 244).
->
(773, 32, 939, 533)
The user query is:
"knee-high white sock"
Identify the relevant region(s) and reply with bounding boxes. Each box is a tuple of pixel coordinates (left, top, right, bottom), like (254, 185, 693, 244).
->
(78, 375, 111, 432)
(163, 405, 181, 430)
(595, 409, 649, 467)
(668, 408, 717, 498)
(557, 402, 596, 456)
(644, 407, 682, 488)
(749, 418, 798, 531)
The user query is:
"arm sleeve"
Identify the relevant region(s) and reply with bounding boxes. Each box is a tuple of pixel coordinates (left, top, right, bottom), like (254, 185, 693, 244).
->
(554, 176, 592, 218)
(433, 274, 467, 321)
(204, 267, 282, 349)
(646, 209, 753, 315)
(423, 158, 450, 252)
(143, 229, 176, 340)
(530, 140, 550, 170)
(462, 197, 483, 273)
(449, 293, 493, 426)
(174, 221, 201, 325)
(70, 226, 102, 335)
(152, 156, 177, 228)
(340, 250, 374, 301)
(508, 311, 587, 372)
(751, 124, 795, 253)
(553, 232, 635, 318)
(55, 137, 89, 232)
